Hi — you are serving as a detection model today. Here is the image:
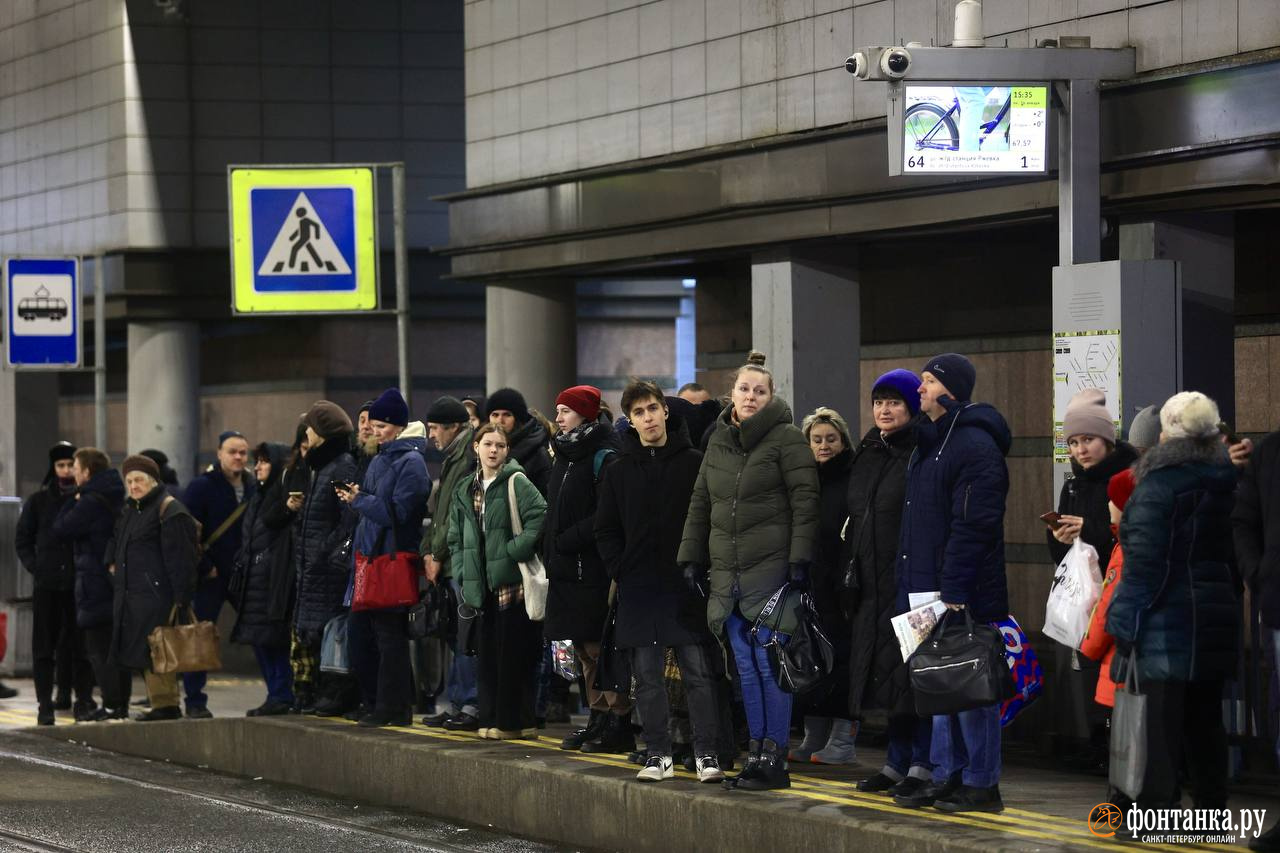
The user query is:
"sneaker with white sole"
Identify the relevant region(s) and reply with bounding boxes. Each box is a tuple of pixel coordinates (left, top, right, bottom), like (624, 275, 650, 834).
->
(636, 754, 674, 782)
(696, 755, 725, 783)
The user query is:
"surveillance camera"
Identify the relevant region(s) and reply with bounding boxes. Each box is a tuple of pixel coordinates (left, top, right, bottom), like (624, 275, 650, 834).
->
(845, 52, 869, 78)
(879, 47, 912, 79)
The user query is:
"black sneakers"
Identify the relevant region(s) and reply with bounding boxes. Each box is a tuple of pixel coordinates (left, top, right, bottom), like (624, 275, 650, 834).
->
(0, 680, 18, 699)
(856, 772, 902, 793)
(247, 700, 291, 717)
(934, 784, 1005, 813)
(357, 709, 413, 728)
(137, 705, 182, 722)
(186, 706, 214, 720)
(443, 712, 481, 732)
(894, 774, 961, 808)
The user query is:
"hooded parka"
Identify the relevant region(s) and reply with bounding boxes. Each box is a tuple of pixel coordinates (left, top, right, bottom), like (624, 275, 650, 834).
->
(107, 485, 199, 670)
(52, 468, 126, 628)
(542, 420, 617, 641)
(447, 459, 547, 609)
(507, 417, 553, 496)
(292, 436, 358, 641)
(677, 397, 820, 638)
(230, 443, 294, 647)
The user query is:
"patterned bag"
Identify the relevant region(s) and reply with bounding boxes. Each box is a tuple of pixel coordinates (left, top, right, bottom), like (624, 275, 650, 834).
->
(993, 615, 1044, 727)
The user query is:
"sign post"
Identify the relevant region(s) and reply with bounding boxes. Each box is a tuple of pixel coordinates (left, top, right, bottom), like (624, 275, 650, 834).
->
(4, 257, 81, 370)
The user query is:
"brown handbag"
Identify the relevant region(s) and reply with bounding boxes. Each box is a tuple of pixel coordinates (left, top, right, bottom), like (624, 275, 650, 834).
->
(147, 605, 222, 674)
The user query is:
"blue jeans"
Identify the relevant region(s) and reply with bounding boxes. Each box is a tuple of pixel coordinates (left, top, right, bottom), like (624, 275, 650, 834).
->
(183, 570, 229, 708)
(886, 714, 934, 777)
(252, 644, 294, 705)
(446, 577, 478, 717)
(725, 610, 791, 746)
(931, 703, 1002, 788)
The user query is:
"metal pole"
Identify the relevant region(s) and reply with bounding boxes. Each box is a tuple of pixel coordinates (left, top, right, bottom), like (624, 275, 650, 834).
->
(391, 163, 410, 410)
(94, 255, 106, 449)
(1058, 79, 1101, 266)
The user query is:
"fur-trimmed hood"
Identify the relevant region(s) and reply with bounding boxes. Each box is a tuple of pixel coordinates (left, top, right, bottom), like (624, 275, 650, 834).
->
(1133, 436, 1231, 484)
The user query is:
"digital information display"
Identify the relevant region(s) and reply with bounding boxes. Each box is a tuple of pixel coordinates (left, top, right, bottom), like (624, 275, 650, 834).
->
(901, 84, 1048, 173)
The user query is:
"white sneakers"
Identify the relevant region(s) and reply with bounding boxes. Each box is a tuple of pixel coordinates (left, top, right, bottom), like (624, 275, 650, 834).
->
(636, 754, 674, 782)
(696, 755, 725, 783)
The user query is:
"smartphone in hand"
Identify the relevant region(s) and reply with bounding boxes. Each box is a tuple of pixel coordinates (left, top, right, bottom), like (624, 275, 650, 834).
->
(1040, 511, 1064, 530)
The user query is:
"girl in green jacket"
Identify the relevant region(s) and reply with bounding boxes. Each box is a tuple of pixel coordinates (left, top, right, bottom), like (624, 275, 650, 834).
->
(446, 423, 547, 740)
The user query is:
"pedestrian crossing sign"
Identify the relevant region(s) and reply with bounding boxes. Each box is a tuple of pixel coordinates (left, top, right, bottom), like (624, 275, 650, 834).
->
(229, 167, 377, 314)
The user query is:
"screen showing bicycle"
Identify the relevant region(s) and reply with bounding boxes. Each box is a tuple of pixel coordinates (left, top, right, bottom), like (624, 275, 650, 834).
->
(902, 84, 1047, 173)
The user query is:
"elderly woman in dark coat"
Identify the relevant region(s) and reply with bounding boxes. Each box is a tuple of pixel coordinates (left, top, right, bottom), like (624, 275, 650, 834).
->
(229, 442, 295, 716)
(108, 454, 199, 722)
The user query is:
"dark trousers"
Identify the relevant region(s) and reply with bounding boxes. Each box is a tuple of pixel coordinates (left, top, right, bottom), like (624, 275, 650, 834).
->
(32, 587, 92, 707)
(348, 610, 412, 715)
(347, 611, 379, 710)
(1140, 678, 1228, 809)
(631, 643, 720, 757)
(252, 644, 295, 705)
(183, 571, 229, 708)
(82, 624, 131, 710)
(477, 599, 541, 732)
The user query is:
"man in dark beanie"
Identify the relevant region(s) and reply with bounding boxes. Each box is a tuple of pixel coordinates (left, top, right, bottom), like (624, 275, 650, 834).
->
(180, 429, 256, 718)
(893, 354, 1011, 814)
(16, 441, 95, 723)
(485, 387, 552, 495)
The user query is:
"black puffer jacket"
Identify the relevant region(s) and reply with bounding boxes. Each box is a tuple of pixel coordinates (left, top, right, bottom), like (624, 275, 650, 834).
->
(542, 420, 617, 641)
(52, 469, 126, 628)
(1234, 429, 1280, 629)
(230, 443, 294, 647)
(806, 446, 855, 716)
(847, 425, 916, 718)
(293, 437, 358, 642)
(16, 481, 76, 592)
(508, 417, 553, 496)
(1047, 442, 1139, 567)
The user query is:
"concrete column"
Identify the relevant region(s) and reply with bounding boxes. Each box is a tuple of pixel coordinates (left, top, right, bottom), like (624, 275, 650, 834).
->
(127, 321, 200, 481)
(1120, 213, 1235, 423)
(751, 250, 860, 423)
(0, 370, 60, 497)
(485, 281, 576, 412)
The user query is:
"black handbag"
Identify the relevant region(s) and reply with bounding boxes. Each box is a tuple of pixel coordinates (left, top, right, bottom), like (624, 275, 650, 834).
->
(752, 583, 835, 695)
(409, 581, 457, 641)
(593, 595, 631, 694)
(908, 609, 1015, 717)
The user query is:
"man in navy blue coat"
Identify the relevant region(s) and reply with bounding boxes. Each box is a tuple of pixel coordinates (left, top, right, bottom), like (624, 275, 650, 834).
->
(181, 430, 256, 717)
(892, 353, 1011, 815)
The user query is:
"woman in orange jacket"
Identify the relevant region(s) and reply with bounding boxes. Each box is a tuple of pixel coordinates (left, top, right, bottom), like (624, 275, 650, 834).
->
(1079, 468, 1137, 707)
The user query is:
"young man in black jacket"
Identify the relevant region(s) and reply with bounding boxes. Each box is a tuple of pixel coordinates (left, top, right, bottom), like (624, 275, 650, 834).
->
(595, 380, 724, 784)
(16, 442, 95, 724)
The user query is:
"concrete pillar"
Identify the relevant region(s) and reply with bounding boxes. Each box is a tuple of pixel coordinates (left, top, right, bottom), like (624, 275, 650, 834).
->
(127, 321, 200, 481)
(485, 281, 576, 412)
(751, 250, 860, 423)
(0, 370, 60, 497)
(1120, 213, 1235, 423)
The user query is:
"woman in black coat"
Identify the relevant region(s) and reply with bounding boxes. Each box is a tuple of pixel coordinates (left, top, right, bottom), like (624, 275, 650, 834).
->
(230, 442, 295, 716)
(108, 455, 199, 722)
(790, 407, 856, 765)
(543, 385, 632, 752)
(845, 370, 935, 797)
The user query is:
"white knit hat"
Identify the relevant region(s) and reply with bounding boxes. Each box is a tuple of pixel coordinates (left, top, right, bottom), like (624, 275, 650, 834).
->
(1159, 391, 1220, 440)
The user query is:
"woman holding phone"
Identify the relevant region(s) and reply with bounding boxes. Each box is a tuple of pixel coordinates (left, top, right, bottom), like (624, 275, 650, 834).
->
(447, 422, 547, 739)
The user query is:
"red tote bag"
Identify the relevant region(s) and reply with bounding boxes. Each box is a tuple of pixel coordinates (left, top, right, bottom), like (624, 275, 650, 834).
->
(351, 494, 422, 612)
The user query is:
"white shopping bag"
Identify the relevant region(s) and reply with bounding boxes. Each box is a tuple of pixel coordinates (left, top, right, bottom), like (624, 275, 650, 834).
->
(1043, 539, 1103, 648)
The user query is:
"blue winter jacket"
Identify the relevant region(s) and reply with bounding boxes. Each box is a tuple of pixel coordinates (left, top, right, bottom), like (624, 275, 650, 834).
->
(351, 436, 431, 561)
(1106, 437, 1239, 683)
(183, 468, 256, 577)
(896, 397, 1012, 621)
(52, 468, 125, 628)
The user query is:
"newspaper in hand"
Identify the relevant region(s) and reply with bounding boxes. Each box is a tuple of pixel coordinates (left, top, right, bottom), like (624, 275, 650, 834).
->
(892, 595, 949, 662)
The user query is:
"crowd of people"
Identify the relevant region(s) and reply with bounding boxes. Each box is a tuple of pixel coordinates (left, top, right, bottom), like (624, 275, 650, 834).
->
(7, 350, 1278, 845)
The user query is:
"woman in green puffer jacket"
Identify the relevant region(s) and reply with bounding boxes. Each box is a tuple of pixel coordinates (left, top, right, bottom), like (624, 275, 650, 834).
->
(446, 423, 547, 741)
(678, 351, 820, 791)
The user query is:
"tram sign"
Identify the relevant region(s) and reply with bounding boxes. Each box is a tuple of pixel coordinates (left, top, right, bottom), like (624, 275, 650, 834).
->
(894, 83, 1049, 175)
(3, 257, 80, 369)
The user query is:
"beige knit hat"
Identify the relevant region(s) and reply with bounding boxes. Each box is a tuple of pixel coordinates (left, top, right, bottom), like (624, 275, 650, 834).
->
(1063, 389, 1116, 442)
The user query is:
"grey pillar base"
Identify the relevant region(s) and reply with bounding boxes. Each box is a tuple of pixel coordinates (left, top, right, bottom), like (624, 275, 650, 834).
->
(127, 321, 200, 482)
(485, 281, 576, 414)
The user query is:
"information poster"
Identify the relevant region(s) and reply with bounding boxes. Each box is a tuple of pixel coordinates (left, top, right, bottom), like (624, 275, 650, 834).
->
(902, 84, 1048, 173)
(1053, 330, 1122, 464)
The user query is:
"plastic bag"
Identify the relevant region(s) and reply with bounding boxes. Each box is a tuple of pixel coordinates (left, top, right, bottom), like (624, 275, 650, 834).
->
(1110, 652, 1147, 799)
(551, 639, 578, 681)
(993, 615, 1044, 727)
(1043, 539, 1103, 649)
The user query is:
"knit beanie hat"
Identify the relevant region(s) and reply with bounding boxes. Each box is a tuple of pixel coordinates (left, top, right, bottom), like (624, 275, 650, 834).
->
(1159, 391, 1220, 440)
(217, 430, 245, 448)
(921, 353, 976, 403)
(1063, 388, 1117, 442)
(49, 441, 75, 464)
(1107, 468, 1137, 511)
(425, 395, 470, 425)
(358, 399, 376, 416)
(303, 400, 354, 439)
(368, 387, 410, 427)
(122, 454, 161, 481)
(1126, 405, 1161, 450)
(555, 385, 602, 422)
(484, 388, 530, 424)
(871, 369, 922, 415)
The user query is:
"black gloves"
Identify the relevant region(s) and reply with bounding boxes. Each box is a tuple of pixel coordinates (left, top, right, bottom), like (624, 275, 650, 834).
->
(680, 562, 708, 598)
(788, 560, 811, 592)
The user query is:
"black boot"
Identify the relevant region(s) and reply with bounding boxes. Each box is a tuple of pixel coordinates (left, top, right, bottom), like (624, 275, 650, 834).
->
(0, 680, 18, 699)
(560, 710, 605, 750)
(723, 739, 762, 789)
(736, 738, 790, 791)
(579, 712, 636, 754)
